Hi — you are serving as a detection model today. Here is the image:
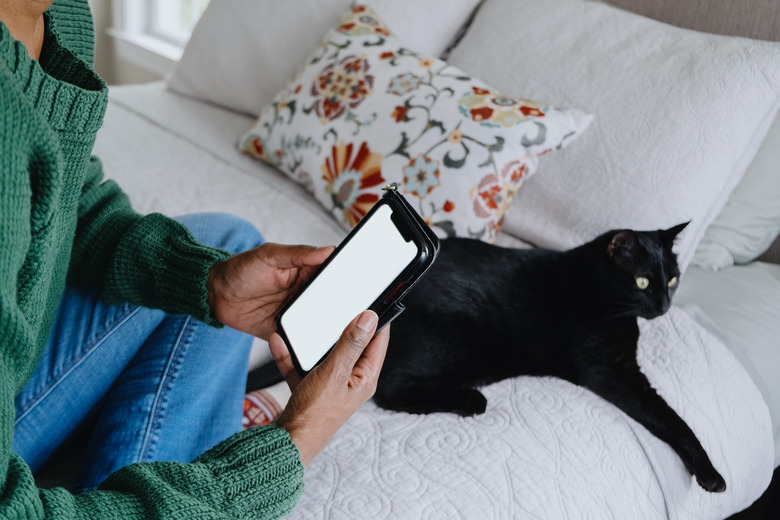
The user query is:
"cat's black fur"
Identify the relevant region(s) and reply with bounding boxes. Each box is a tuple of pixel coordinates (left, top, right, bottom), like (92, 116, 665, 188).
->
(373, 222, 727, 493)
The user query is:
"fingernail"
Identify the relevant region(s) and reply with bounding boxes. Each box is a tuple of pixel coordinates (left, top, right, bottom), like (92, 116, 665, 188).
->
(357, 311, 378, 332)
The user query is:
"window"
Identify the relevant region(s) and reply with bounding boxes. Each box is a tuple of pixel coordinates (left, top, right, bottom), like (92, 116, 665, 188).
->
(149, 0, 211, 45)
(109, 0, 210, 77)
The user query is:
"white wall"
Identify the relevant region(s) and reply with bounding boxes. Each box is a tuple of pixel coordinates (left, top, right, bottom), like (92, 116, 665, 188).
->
(87, 0, 164, 85)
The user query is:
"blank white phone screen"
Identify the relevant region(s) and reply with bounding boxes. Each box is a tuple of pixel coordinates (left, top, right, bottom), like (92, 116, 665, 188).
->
(280, 204, 419, 371)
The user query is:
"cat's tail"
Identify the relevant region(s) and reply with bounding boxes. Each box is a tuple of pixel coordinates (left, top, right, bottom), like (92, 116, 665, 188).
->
(246, 360, 285, 392)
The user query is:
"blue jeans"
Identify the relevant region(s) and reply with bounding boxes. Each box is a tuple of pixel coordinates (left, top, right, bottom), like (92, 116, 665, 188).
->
(13, 213, 263, 491)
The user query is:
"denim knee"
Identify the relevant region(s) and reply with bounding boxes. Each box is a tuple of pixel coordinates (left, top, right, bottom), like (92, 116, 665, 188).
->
(175, 213, 264, 255)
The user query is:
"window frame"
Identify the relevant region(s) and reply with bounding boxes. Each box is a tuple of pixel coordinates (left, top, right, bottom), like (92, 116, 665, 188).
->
(108, 0, 202, 77)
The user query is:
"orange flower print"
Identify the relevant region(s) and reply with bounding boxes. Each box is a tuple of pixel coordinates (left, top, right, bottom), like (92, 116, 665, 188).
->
(459, 86, 547, 128)
(312, 55, 373, 122)
(380, 51, 395, 60)
(246, 136, 276, 165)
(418, 58, 435, 69)
(520, 105, 544, 117)
(469, 106, 494, 122)
(501, 160, 528, 184)
(392, 105, 407, 123)
(447, 129, 463, 144)
(322, 141, 385, 227)
(472, 174, 502, 218)
(471, 161, 529, 225)
(443, 200, 456, 213)
(250, 137, 265, 157)
(337, 5, 391, 37)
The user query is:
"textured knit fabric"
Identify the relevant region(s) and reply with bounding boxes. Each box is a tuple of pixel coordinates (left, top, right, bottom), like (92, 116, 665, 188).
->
(0, 1, 304, 518)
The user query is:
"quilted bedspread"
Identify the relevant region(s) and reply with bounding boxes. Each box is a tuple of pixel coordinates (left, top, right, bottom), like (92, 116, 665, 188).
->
(287, 308, 772, 519)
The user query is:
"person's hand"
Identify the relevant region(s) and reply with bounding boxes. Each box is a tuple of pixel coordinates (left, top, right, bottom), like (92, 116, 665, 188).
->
(206, 243, 334, 340)
(269, 310, 389, 467)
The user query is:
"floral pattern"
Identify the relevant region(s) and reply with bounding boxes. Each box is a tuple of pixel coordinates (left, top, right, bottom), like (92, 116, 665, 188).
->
(247, 136, 276, 166)
(403, 155, 440, 198)
(337, 5, 391, 37)
(240, 5, 591, 240)
(459, 87, 548, 128)
(321, 141, 385, 227)
(470, 159, 530, 241)
(310, 55, 374, 122)
(387, 72, 423, 96)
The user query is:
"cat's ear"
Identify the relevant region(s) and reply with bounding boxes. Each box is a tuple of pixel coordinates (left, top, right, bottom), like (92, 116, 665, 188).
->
(661, 221, 689, 249)
(607, 230, 639, 268)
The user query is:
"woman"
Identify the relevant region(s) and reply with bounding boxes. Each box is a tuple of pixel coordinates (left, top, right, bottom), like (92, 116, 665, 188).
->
(0, 1, 388, 517)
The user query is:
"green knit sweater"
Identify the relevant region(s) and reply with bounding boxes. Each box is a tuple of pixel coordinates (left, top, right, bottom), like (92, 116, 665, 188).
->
(0, 1, 303, 518)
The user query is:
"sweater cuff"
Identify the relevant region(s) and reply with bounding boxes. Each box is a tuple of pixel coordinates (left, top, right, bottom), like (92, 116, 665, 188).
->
(105, 213, 232, 326)
(194, 425, 305, 516)
(77, 426, 303, 519)
(153, 228, 232, 327)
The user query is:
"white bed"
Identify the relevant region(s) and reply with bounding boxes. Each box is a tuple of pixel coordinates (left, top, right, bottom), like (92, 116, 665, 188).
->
(93, 81, 777, 519)
(91, 0, 780, 517)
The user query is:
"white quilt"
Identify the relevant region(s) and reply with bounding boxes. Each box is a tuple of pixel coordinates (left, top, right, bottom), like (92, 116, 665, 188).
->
(95, 84, 773, 519)
(286, 308, 772, 520)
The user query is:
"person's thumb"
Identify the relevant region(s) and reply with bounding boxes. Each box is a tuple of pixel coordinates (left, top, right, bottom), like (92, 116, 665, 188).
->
(322, 310, 378, 377)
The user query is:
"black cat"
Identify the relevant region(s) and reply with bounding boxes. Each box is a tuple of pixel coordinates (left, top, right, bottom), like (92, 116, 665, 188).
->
(373, 222, 727, 493)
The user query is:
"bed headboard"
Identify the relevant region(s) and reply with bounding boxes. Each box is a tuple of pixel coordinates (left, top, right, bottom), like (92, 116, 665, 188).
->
(758, 239, 780, 264)
(604, 0, 780, 41)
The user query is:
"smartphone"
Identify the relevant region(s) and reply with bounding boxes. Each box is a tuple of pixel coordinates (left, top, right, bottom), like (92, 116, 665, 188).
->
(276, 185, 439, 374)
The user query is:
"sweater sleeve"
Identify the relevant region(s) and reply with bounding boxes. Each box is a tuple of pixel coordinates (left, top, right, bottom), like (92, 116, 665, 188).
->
(68, 156, 231, 326)
(0, 413, 304, 519)
(80, 427, 304, 519)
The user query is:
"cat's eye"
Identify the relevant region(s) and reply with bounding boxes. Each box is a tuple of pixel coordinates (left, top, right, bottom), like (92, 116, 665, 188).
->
(636, 277, 650, 290)
(668, 276, 678, 288)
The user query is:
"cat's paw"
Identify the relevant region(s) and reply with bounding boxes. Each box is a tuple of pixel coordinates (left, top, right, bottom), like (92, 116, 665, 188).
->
(456, 389, 487, 417)
(695, 466, 727, 493)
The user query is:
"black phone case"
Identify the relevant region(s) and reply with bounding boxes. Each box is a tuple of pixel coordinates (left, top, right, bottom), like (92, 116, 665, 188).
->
(276, 184, 440, 375)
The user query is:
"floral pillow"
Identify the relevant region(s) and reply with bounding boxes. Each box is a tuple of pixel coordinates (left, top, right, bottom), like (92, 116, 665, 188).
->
(239, 5, 592, 242)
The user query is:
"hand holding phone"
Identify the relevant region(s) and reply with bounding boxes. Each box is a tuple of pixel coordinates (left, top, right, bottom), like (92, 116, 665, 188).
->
(271, 309, 389, 467)
(276, 185, 439, 374)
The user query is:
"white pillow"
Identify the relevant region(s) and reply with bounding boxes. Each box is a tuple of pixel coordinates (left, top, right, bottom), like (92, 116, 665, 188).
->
(693, 112, 780, 269)
(238, 5, 592, 242)
(167, 0, 481, 116)
(447, 0, 780, 269)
